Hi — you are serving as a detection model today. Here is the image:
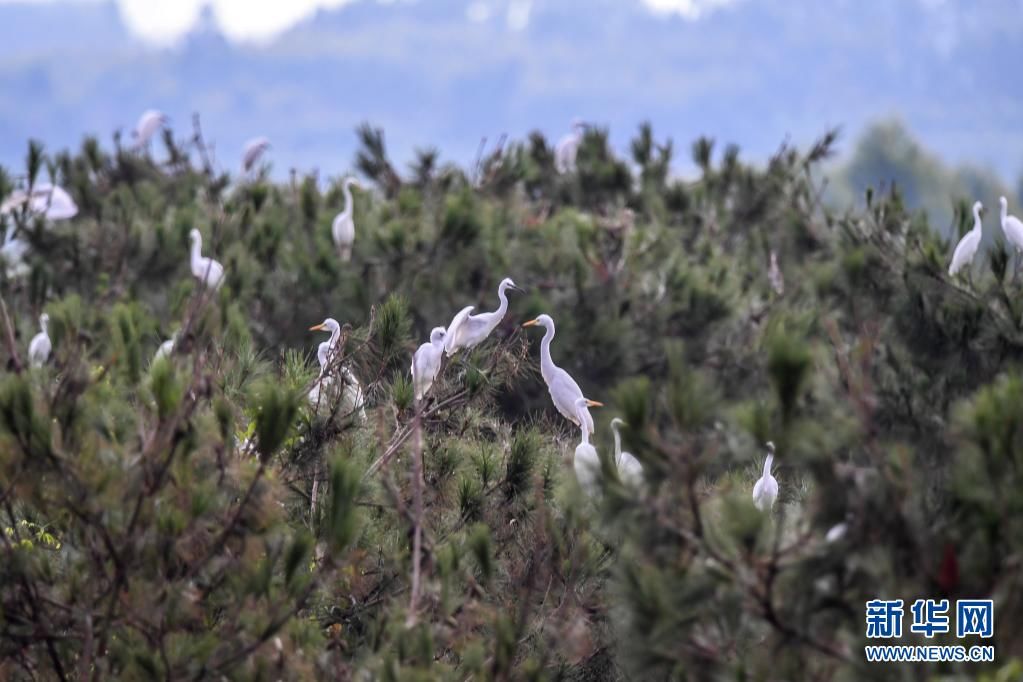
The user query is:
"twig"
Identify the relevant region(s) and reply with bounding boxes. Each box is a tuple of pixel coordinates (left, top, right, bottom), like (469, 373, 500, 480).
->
(405, 405, 425, 627)
(0, 293, 23, 373)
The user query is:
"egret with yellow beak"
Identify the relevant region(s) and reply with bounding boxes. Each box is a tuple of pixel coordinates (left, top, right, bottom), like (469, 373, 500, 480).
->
(523, 314, 602, 433)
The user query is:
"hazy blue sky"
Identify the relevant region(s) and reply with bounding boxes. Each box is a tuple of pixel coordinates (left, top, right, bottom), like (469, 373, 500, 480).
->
(1, 0, 1021, 181)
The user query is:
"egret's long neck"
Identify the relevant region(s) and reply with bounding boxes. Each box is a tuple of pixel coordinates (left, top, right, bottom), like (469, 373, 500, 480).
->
(1002, 203, 1009, 225)
(974, 206, 983, 232)
(612, 423, 622, 460)
(40, 319, 48, 334)
(763, 454, 774, 478)
(190, 239, 203, 268)
(539, 322, 556, 380)
(317, 343, 329, 371)
(493, 284, 509, 321)
(329, 325, 341, 350)
(578, 416, 590, 446)
(341, 181, 354, 220)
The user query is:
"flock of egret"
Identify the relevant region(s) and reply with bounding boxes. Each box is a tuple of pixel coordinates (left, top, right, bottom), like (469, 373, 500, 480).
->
(0, 111, 799, 508)
(948, 197, 1023, 278)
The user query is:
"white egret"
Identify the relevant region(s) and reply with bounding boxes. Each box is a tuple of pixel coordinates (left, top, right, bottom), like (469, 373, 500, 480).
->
(309, 318, 366, 420)
(331, 177, 363, 262)
(1, 183, 78, 221)
(555, 119, 587, 174)
(411, 326, 446, 402)
(825, 522, 848, 544)
(188, 229, 225, 290)
(610, 418, 644, 487)
(153, 331, 178, 364)
(444, 277, 523, 356)
(522, 314, 602, 433)
(242, 137, 271, 174)
(133, 109, 168, 150)
(752, 441, 779, 512)
(572, 397, 601, 498)
(948, 201, 983, 277)
(28, 313, 51, 368)
(1000, 196, 1023, 279)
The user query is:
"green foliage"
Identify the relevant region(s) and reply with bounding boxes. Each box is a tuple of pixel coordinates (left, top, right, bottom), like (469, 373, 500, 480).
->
(2, 120, 1020, 680)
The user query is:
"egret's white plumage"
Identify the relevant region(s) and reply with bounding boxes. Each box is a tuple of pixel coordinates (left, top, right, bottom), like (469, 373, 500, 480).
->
(412, 326, 447, 402)
(752, 441, 779, 512)
(948, 201, 984, 276)
(2, 183, 78, 221)
(188, 229, 225, 290)
(242, 137, 271, 173)
(28, 313, 51, 368)
(444, 278, 522, 356)
(1000, 196, 1023, 257)
(133, 109, 168, 150)
(522, 314, 602, 433)
(555, 119, 587, 174)
(153, 331, 178, 364)
(610, 418, 644, 487)
(572, 397, 601, 498)
(331, 178, 362, 262)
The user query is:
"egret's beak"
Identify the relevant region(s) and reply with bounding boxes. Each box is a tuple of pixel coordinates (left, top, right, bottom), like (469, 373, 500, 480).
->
(585, 399, 604, 407)
(309, 323, 327, 331)
(510, 283, 526, 294)
(522, 319, 540, 327)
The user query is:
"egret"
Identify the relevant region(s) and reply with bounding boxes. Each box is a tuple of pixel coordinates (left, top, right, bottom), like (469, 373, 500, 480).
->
(412, 326, 447, 402)
(242, 137, 271, 174)
(308, 336, 333, 407)
(332, 177, 363, 262)
(133, 109, 168, 150)
(948, 201, 984, 278)
(188, 229, 225, 290)
(444, 277, 523, 356)
(1000, 196, 1023, 280)
(752, 441, 779, 512)
(610, 418, 644, 487)
(153, 331, 178, 364)
(555, 119, 587, 174)
(28, 313, 51, 368)
(572, 397, 601, 498)
(309, 318, 366, 420)
(825, 522, 848, 544)
(522, 314, 602, 433)
(1, 183, 78, 221)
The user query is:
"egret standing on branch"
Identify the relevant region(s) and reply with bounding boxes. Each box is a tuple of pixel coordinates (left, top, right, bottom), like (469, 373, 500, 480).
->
(610, 418, 644, 487)
(752, 441, 779, 512)
(309, 318, 366, 420)
(948, 201, 983, 279)
(555, 119, 588, 174)
(332, 177, 363, 262)
(412, 326, 446, 402)
(1000, 196, 1023, 280)
(573, 397, 600, 497)
(241, 137, 271, 174)
(188, 229, 225, 290)
(445, 277, 523, 356)
(29, 313, 51, 368)
(522, 314, 602, 433)
(133, 109, 168, 150)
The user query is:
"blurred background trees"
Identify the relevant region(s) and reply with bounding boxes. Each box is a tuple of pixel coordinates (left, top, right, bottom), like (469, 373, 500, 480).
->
(1, 119, 1022, 680)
